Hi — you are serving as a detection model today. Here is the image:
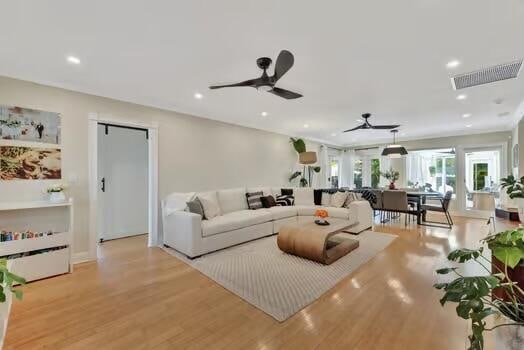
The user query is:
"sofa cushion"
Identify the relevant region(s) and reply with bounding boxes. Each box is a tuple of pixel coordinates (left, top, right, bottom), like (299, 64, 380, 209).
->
(217, 188, 247, 214)
(325, 207, 351, 219)
(295, 205, 350, 220)
(314, 189, 323, 205)
(246, 191, 264, 210)
(321, 192, 332, 206)
(294, 188, 314, 206)
(197, 191, 221, 219)
(247, 187, 272, 196)
(266, 206, 298, 220)
(201, 210, 272, 237)
(331, 191, 348, 208)
(163, 192, 195, 215)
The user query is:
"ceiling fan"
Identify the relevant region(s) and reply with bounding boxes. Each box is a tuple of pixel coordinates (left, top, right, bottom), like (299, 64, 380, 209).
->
(209, 50, 303, 100)
(343, 113, 400, 132)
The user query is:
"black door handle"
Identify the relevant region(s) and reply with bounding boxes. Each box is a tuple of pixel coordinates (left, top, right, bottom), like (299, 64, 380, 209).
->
(101, 177, 105, 192)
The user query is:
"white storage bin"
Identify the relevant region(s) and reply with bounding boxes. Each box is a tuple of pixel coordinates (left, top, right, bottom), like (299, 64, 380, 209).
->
(10, 248, 70, 282)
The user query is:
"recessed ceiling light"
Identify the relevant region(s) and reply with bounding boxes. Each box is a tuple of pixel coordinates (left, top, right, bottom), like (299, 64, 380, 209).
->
(194, 92, 203, 99)
(331, 133, 337, 137)
(456, 94, 467, 100)
(261, 111, 268, 117)
(66, 55, 81, 65)
(303, 124, 309, 128)
(466, 124, 472, 128)
(462, 113, 472, 118)
(446, 60, 461, 69)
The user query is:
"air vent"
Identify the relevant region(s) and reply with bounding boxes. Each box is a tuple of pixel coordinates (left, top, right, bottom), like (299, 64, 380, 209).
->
(451, 59, 523, 90)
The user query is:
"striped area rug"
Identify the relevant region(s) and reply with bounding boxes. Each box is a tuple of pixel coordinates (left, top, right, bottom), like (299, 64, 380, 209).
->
(163, 230, 396, 321)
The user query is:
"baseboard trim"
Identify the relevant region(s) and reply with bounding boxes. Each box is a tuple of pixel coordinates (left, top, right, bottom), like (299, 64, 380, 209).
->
(72, 252, 92, 264)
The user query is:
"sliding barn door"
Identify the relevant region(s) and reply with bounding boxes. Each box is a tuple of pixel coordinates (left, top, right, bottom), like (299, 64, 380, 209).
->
(97, 124, 149, 241)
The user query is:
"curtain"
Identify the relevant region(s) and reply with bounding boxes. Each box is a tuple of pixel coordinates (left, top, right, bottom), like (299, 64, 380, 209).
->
(379, 147, 391, 187)
(406, 153, 427, 188)
(339, 149, 354, 188)
(315, 145, 330, 188)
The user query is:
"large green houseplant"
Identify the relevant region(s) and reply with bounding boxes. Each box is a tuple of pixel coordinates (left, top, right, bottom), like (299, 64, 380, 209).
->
(434, 228, 524, 350)
(501, 175, 524, 222)
(289, 137, 320, 187)
(0, 258, 25, 347)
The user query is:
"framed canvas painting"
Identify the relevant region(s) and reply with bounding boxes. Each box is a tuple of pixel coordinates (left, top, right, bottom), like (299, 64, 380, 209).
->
(0, 105, 61, 144)
(0, 146, 61, 180)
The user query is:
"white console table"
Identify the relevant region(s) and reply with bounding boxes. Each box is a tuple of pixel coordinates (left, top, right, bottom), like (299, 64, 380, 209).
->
(0, 199, 74, 282)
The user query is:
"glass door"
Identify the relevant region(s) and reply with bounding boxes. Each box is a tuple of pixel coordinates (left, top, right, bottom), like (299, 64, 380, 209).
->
(463, 147, 501, 212)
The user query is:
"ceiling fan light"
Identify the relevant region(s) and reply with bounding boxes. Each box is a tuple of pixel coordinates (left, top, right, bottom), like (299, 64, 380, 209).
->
(256, 84, 273, 92)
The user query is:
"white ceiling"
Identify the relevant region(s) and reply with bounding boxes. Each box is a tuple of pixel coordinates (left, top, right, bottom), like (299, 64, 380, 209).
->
(1, 0, 523, 146)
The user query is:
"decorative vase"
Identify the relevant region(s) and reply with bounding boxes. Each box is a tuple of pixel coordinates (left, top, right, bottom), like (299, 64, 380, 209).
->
(49, 191, 66, 203)
(389, 182, 396, 190)
(494, 314, 524, 350)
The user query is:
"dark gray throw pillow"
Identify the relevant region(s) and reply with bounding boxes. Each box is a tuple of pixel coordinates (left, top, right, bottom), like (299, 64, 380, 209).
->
(187, 197, 205, 218)
(246, 191, 264, 210)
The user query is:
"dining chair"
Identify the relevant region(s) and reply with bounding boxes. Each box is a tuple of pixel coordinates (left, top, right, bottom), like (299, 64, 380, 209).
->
(420, 191, 453, 228)
(382, 190, 417, 226)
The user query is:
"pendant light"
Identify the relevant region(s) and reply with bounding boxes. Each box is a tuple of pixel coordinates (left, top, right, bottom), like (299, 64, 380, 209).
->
(381, 130, 408, 158)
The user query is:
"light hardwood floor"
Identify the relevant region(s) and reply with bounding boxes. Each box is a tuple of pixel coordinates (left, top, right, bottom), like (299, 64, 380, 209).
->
(4, 214, 517, 349)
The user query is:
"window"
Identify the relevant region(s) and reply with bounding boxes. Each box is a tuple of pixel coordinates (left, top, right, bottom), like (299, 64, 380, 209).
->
(473, 163, 488, 190)
(330, 159, 339, 188)
(406, 148, 456, 194)
(354, 159, 363, 189)
(371, 158, 380, 189)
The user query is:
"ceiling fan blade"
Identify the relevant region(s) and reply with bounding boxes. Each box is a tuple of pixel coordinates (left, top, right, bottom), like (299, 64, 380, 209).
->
(370, 125, 401, 129)
(209, 79, 257, 89)
(268, 87, 303, 99)
(343, 125, 365, 132)
(273, 50, 294, 82)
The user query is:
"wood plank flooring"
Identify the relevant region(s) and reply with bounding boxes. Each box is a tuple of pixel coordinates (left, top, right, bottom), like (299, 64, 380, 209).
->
(4, 214, 517, 349)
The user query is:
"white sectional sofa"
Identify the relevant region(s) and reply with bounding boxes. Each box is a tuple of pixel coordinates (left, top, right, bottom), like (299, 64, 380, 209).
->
(162, 187, 373, 258)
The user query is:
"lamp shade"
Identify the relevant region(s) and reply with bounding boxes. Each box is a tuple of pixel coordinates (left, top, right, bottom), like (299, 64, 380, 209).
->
(299, 151, 317, 164)
(381, 145, 408, 158)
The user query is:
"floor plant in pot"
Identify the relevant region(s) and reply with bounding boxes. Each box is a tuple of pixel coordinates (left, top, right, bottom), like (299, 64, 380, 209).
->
(289, 137, 320, 187)
(434, 228, 524, 350)
(0, 258, 25, 348)
(501, 175, 524, 221)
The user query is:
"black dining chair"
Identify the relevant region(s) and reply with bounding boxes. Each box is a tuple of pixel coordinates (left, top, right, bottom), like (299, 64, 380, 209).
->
(420, 191, 454, 228)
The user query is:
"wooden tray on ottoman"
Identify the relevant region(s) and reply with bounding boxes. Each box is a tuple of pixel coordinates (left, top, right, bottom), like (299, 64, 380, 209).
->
(277, 220, 359, 265)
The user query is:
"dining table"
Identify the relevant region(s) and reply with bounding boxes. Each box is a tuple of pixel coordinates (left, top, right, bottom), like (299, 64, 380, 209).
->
(406, 191, 443, 225)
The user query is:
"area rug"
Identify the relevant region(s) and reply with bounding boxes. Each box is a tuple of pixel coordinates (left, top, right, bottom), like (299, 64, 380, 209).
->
(163, 230, 396, 321)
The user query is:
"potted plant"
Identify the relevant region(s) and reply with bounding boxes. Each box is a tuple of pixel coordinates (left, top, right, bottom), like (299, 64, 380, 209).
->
(289, 138, 321, 187)
(0, 258, 25, 348)
(46, 184, 67, 203)
(501, 175, 524, 221)
(434, 228, 524, 350)
(381, 167, 400, 190)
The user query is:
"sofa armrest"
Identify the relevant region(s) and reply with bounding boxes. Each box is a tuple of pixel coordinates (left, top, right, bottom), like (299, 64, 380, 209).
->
(347, 200, 373, 233)
(163, 211, 203, 258)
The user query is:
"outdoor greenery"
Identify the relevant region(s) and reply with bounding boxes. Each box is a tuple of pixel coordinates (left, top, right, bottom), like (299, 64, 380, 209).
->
(354, 159, 363, 188)
(371, 158, 380, 188)
(501, 174, 524, 199)
(434, 228, 524, 350)
(474, 163, 488, 190)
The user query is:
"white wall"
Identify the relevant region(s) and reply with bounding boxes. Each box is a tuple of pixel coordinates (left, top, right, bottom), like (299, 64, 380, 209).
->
(0, 76, 319, 255)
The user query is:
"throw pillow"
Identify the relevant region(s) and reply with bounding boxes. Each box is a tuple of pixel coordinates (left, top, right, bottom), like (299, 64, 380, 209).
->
(261, 195, 277, 208)
(344, 192, 357, 208)
(281, 188, 293, 196)
(321, 192, 332, 206)
(276, 194, 294, 206)
(313, 189, 323, 205)
(293, 188, 314, 205)
(186, 197, 205, 218)
(331, 191, 348, 208)
(246, 191, 264, 210)
(197, 191, 221, 219)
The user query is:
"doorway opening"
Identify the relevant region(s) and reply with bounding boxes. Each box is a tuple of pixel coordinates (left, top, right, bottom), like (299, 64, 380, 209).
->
(464, 148, 501, 213)
(88, 113, 159, 261)
(97, 123, 149, 243)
